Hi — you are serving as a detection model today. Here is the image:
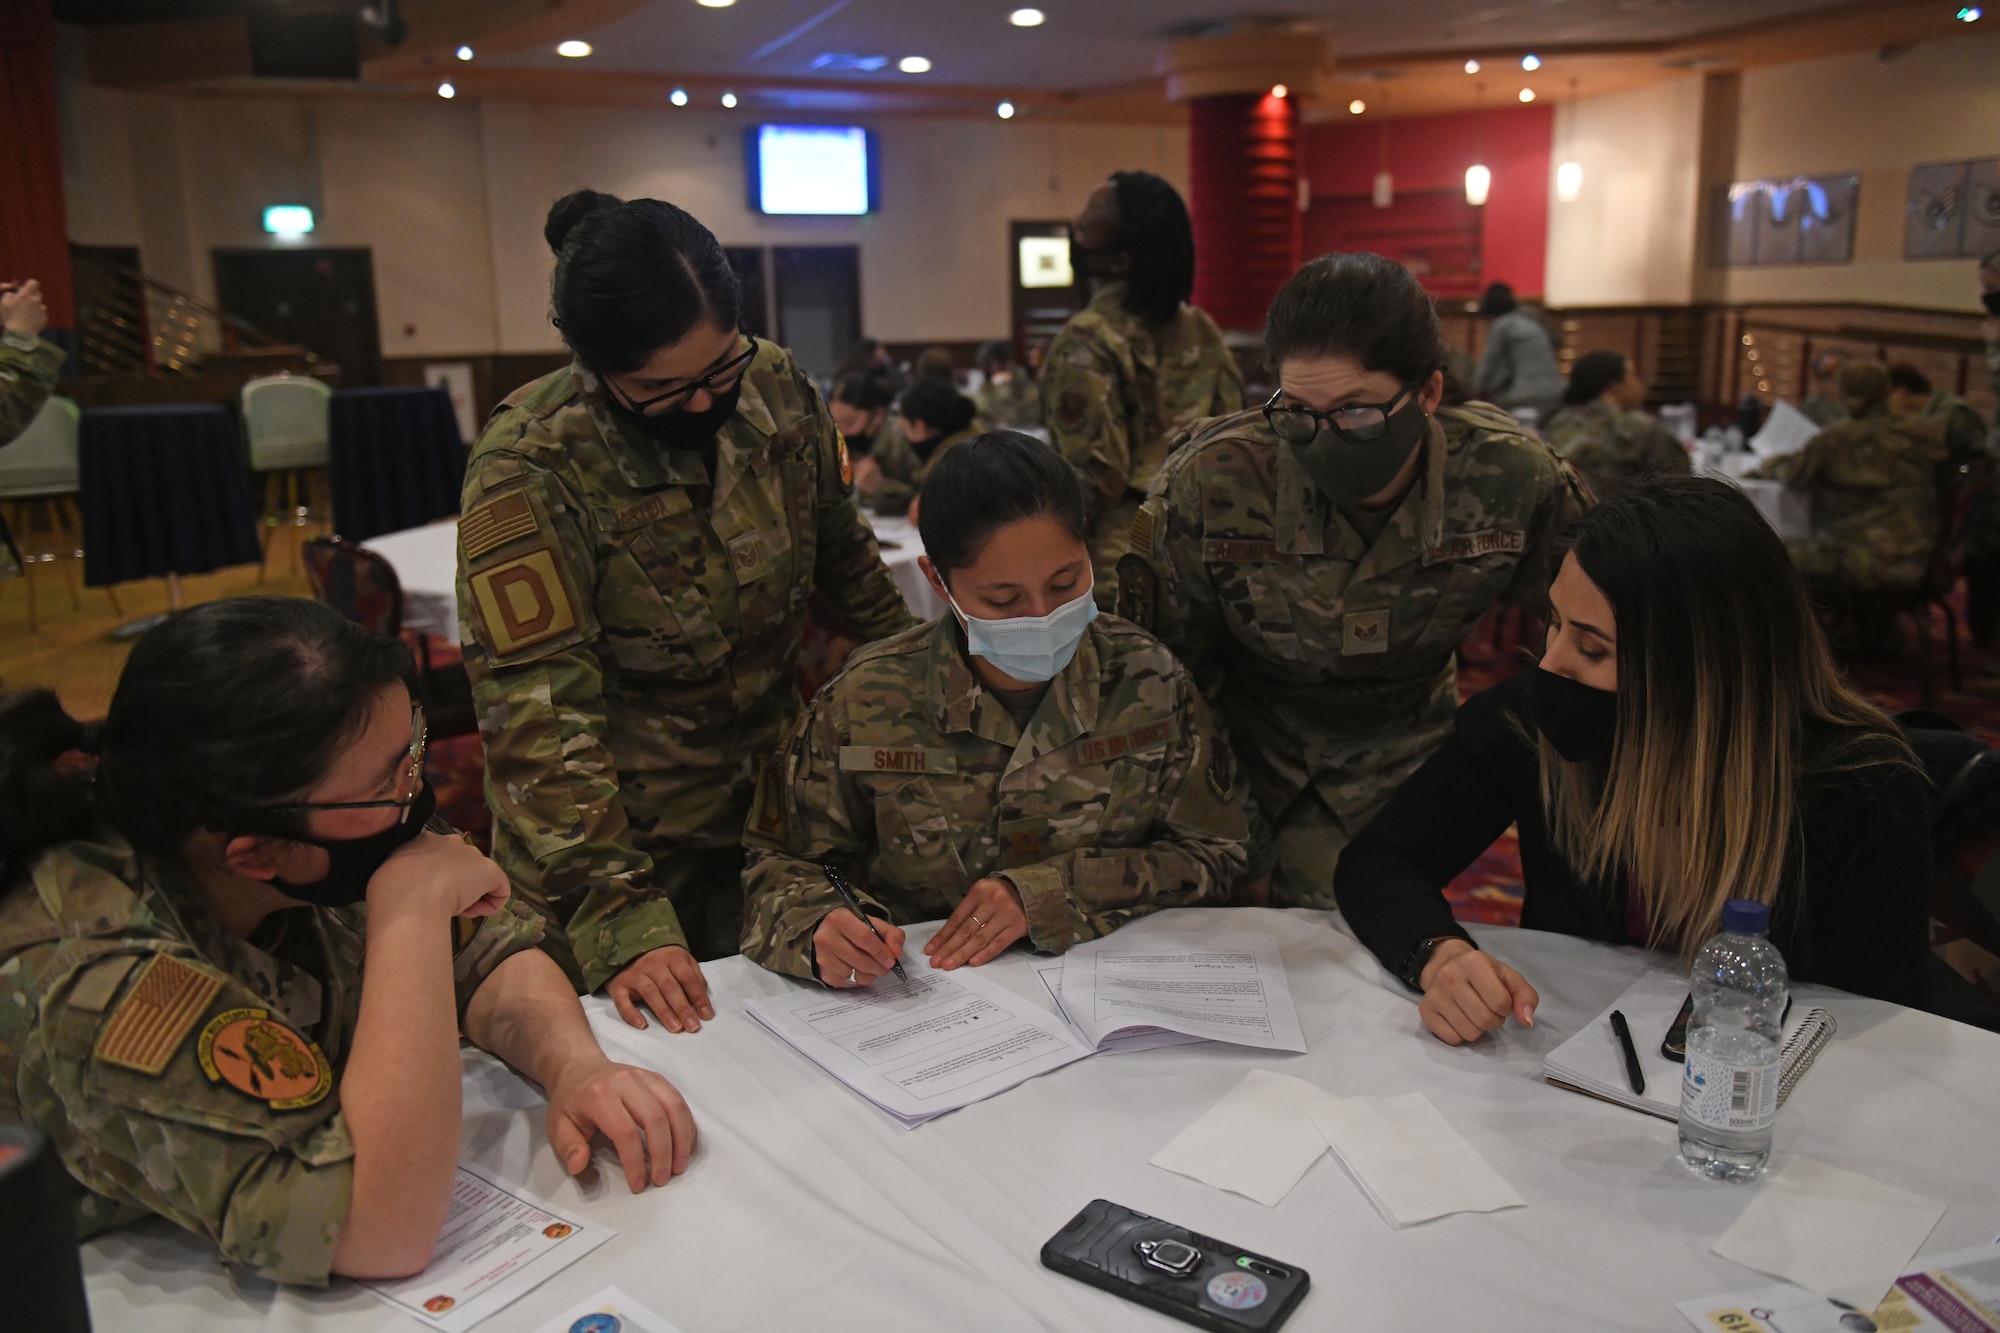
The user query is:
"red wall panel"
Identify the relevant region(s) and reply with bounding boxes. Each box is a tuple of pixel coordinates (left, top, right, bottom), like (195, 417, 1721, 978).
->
(0, 0, 74, 328)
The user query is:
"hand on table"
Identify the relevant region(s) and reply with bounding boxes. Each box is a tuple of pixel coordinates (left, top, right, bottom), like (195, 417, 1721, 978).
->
(545, 1055, 696, 1192)
(1418, 940, 1539, 1045)
(1, 279, 47, 337)
(815, 908, 907, 988)
(925, 877, 1027, 969)
(607, 945, 714, 1032)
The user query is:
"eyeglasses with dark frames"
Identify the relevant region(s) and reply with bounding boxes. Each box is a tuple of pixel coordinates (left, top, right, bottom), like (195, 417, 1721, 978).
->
(607, 339, 756, 415)
(263, 704, 427, 823)
(1263, 385, 1416, 445)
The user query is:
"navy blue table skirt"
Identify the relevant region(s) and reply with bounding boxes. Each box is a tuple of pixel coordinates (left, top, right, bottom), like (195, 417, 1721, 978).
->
(329, 385, 467, 544)
(78, 403, 261, 588)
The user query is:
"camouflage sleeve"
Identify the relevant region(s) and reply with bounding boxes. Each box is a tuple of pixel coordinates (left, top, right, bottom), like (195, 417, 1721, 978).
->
(1504, 448, 1595, 609)
(996, 668, 1249, 952)
(1642, 419, 1693, 476)
(0, 331, 66, 444)
(1117, 457, 1229, 697)
(1042, 330, 1132, 522)
(450, 897, 547, 1019)
(1755, 430, 1830, 487)
(804, 379, 920, 642)
(458, 453, 688, 990)
(740, 703, 885, 981)
(867, 428, 922, 516)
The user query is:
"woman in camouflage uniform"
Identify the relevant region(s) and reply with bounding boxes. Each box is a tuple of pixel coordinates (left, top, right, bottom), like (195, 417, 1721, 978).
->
(859, 373, 982, 520)
(743, 432, 1248, 986)
(1542, 350, 1690, 500)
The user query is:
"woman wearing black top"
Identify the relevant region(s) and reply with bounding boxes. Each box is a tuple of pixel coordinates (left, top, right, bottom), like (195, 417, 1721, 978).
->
(1334, 475, 1932, 1044)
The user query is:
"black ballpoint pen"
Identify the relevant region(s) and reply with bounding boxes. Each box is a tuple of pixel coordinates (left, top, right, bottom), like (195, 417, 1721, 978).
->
(1609, 1009, 1646, 1096)
(822, 862, 908, 982)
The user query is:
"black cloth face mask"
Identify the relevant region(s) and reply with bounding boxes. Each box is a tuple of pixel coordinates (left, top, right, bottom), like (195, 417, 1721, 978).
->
(1528, 667, 1619, 765)
(607, 381, 743, 453)
(1289, 392, 1429, 509)
(248, 782, 438, 909)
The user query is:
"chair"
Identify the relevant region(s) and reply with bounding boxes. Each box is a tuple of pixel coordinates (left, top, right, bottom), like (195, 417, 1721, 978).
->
(0, 395, 119, 632)
(241, 374, 333, 576)
(301, 535, 476, 737)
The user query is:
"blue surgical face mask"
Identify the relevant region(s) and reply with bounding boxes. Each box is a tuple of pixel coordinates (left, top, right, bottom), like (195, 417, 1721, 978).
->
(945, 579, 1098, 683)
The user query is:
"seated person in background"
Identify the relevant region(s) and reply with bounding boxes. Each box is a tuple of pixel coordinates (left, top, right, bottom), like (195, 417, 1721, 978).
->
(1333, 476, 1931, 1044)
(1798, 348, 1851, 427)
(1471, 282, 1565, 429)
(915, 345, 957, 382)
(741, 431, 1249, 986)
(1755, 360, 1948, 593)
(0, 598, 695, 1285)
(1886, 360, 1989, 460)
(974, 337, 1042, 431)
(862, 373, 983, 520)
(829, 368, 907, 499)
(1543, 350, 1690, 499)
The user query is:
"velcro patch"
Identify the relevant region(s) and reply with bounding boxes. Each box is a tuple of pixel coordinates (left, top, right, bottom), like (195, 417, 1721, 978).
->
(1342, 609, 1390, 655)
(198, 1007, 332, 1110)
(1076, 716, 1176, 766)
(94, 954, 224, 1076)
(1425, 528, 1526, 564)
(836, 431, 854, 490)
(609, 491, 692, 530)
(469, 547, 579, 657)
(838, 745, 958, 774)
(461, 491, 540, 560)
(1127, 506, 1157, 558)
(1202, 538, 1289, 564)
(998, 816, 1049, 859)
(66, 954, 139, 1014)
(728, 530, 770, 583)
(749, 754, 789, 840)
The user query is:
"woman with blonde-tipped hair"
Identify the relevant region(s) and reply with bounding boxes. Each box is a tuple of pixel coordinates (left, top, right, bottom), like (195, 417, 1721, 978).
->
(1333, 474, 1931, 1044)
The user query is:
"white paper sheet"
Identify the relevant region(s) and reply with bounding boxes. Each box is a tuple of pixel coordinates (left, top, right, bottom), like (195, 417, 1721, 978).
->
(360, 1164, 614, 1332)
(1309, 1092, 1526, 1227)
(742, 958, 1091, 1124)
(1752, 398, 1823, 459)
(1149, 1070, 1333, 1207)
(1677, 1244, 2000, 1333)
(538, 1284, 687, 1333)
(1030, 959, 1203, 1054)
(1711, 1157, 1947, 1312)
(1059, 926, 1306, 1052)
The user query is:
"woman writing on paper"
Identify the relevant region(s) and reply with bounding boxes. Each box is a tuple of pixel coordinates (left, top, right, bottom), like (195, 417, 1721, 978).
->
(1333, 476, 1931, 1044)
(740, 431, 1251, 987)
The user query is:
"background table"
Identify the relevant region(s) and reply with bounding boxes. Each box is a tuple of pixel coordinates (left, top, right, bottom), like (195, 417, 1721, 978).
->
(329, 385, 467, 545)
(77, 402, 261, 589)
(867, 512, 947, 620)
(361, 520, 459, 641)
(81, 912, 2000, 1332)
(1698, 460, 1813, 542)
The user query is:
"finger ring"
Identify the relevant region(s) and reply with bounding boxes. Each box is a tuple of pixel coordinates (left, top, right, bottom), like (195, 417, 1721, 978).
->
(970, 915, 985, 930)
(848, 968, 858, 985)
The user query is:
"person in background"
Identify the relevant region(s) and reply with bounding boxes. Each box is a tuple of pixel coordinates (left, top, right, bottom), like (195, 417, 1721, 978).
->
(914, 346, 956, 382)
(1543, 351, 1690, 499)
(0, 598, 695, 1285)
(1799, 348, 1851, 427)
(1119, 252, 1590, 912)
(1886, 361, 1987, 460)
(1471, 282, 1565, 430)
(833, 336, 900, 395)
(1982, 251, 2000, 415)
(1334, 477, 1930, 1042)
(829, 369, 907, 500)
(973, 337, 1042, 431)
(1042, 170, 1243, 608)
(861, 373, 981, 520)
(458, 190, 915, 1031)
(741, 432, 1248, 985)
(1969, 253, 2000, 647)
(1, 278, 64, 584)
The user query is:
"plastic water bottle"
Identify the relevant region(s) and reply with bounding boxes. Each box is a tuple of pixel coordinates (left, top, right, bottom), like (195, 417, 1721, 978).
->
(1678, 899, 1788, 1181)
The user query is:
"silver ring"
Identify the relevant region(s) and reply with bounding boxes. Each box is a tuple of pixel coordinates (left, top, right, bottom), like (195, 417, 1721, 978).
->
(848, 968, 857, 985)
(970, 915, 985, 930)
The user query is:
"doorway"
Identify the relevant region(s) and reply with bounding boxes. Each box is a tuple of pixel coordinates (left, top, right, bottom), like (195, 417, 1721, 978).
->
(212, 248, 382, 385)
(772, 246, 860, 381)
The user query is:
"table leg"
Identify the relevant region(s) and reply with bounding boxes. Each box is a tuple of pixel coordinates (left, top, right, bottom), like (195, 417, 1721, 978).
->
(107, 575, 184, 642)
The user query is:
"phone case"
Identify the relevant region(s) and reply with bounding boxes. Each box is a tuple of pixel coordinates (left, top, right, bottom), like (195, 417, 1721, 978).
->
(1040, 1199, 1309, 1333)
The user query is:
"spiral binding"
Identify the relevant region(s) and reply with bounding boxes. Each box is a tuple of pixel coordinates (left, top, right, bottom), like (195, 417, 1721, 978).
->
(1775, 1007, 1837, 1108)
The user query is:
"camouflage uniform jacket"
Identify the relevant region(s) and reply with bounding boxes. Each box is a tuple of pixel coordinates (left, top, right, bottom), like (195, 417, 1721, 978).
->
(975, 371, 1043, 432)
(1117, 403, 1591, 844)
(458, 339, 916, 989)
(866, 422, 982, 517)
(0, 329, 64, 444)
(1757, 409, 1950, 590)
(740, 615, 1250, 980)
(0, 826, 543, 1286)
(1542, 397, 1691, 498)
(1799, 395, 1847, 429)
(1918, 387, 1990, 461)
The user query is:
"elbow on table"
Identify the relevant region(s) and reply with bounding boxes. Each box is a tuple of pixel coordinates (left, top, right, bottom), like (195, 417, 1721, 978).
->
(330, 1226, 442, 1281)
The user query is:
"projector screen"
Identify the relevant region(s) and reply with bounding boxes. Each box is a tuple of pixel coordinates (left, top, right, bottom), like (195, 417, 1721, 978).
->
(747, 125, 877, 216)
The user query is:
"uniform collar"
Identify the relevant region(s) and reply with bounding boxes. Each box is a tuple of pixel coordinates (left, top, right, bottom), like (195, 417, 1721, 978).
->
(1274, 411, 1447, 565)
(571, 339, 783, 493)
(928, 612, 1102, 775)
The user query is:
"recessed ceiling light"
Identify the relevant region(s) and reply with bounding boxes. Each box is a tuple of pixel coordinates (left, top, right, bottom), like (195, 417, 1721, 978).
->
(997, 101, 1016, 118)
(720, 90, 738, 107)
(437, 82, 455, 98)
(899, 55, 931, 73)
(1464, 58, 1480, 73)
(670, 87, 689, 106)
(697, 0, 737, 7)
(1348, 99, 1365, 114)
(455, 45, 473, 61)
(1010, 7, 1045, 24)
(1270, 83, 1287, 98)
(1519, 87, 1536, 101)
(1521, 53, 1541, 70)
(557, 40, 592, 58)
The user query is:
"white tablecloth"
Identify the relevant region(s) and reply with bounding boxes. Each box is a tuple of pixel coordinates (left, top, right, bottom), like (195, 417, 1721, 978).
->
(866, 512, 947, 621)
(81, 912, 2000, 1332)
(1698, 462, 1813, 543)
(362, 520, 460, 643)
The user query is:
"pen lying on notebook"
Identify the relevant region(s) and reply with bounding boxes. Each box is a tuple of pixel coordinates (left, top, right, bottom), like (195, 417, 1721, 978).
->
(822, 862, 908, 983)
(1609, 1010, 1646, 1097)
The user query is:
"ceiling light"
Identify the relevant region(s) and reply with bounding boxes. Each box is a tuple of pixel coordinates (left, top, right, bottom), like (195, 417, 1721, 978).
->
(1270, 83, 1288, 98)
(899, 55, 932, 73)
(1556, 161, 1583, 201)
(720, 90, 738, 107)
(455, 45, 473, 61)
(1464, 59, 1480, 73)
(1519, 87, 1536, 102)
(697, 0, 737, 7)
(997, 101, 1016, 118)
(1956, 6, 1980, 18)
(557, 40, 592, 58)
(1010, 7, 1045, 24)
(670, 87, 689, 106)
(1465, 164, 1491, 207)
(437, 82, 455, 99)
(1348, 99, 1365, 114)
(1522, 54, 1541, 70)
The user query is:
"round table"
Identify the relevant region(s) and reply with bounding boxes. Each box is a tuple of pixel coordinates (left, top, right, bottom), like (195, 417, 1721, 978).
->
(328, 385, 467, 545)
(866, 512, 947, 621)
(79, 912, 2000, 1332)
(77, 402, 261, 589)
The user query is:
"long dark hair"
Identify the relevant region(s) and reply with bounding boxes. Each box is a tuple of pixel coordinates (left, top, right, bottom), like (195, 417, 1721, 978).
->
(0, 597, 413, 882)
(917, 431, 1087, 583)
(546, 189, 741, 376)
(1109, 171, 1195, 325)
(1265, 252, 1447, 386)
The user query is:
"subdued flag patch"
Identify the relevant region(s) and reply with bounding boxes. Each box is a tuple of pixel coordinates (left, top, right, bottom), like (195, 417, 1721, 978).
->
(94, 954, 224, 1076)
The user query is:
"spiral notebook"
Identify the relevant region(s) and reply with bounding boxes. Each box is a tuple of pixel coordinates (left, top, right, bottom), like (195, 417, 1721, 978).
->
(1541, 971, 1837, 1121)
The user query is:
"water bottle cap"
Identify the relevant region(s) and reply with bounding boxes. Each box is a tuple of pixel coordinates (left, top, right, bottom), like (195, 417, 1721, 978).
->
(1721, 899, 1770, 935)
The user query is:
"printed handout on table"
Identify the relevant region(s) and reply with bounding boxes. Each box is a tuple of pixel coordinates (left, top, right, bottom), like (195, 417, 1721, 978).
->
(1059, 923, 1306, 1053)
(1031, 958, 1203, 1054)
(1679, 1244, 2000, 1333)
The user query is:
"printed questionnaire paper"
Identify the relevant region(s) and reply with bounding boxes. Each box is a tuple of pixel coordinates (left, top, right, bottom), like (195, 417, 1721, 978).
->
(1059, 928, 1306, 1052)
(1030, 958, 1203, 1054)
(360, 1163, 612, 1332)
(743, 959, 1090, 1124)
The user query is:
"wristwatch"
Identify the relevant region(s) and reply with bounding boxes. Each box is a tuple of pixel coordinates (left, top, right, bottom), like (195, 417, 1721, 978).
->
(1398, 935, 1468, 993)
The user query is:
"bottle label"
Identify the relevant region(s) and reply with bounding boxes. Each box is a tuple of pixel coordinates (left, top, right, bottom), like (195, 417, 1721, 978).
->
(1681, 1049, 1779, 1132)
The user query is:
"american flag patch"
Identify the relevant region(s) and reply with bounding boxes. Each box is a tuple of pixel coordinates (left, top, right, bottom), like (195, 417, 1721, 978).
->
(461, 491, 539, 560)
(94, 955, 223, 1076)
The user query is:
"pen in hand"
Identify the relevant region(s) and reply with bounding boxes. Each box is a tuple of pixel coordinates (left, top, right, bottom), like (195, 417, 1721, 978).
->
(821, 862, 908, 983)
(1609, 1009, 1646, 1097)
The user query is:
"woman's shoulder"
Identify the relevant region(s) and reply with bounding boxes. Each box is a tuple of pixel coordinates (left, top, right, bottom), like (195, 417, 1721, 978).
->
(0, 830, 184, 1001)
(821, 621, 946, 697)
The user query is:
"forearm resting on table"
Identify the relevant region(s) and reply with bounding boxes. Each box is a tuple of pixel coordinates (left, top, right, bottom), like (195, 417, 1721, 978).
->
(465, 948, 608, 1091)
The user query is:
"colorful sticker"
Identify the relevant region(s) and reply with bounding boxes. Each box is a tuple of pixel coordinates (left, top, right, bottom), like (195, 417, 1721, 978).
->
(1207, 1270, 1268, 1310)
(569, 1317, 622, 1333)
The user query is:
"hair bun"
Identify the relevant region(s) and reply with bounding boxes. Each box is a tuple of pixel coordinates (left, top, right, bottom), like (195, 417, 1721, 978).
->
(544, 189, 624, 256)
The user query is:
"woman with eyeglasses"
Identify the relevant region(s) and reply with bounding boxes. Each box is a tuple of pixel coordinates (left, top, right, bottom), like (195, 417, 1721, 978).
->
(458, 190, 915, 1031)
(0, 598, 695, 1286)
(1118, 252, 1590, 910)
(741, 432, 1248, 985)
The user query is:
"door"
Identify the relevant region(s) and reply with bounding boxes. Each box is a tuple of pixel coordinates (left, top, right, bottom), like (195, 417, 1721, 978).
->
(772, 246, 860, 381)
(213, 248, 382, 385)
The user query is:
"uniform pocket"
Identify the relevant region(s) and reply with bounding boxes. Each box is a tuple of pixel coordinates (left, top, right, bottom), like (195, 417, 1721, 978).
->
(598, 535, 733, 677)
(872, 778, 968, 892)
